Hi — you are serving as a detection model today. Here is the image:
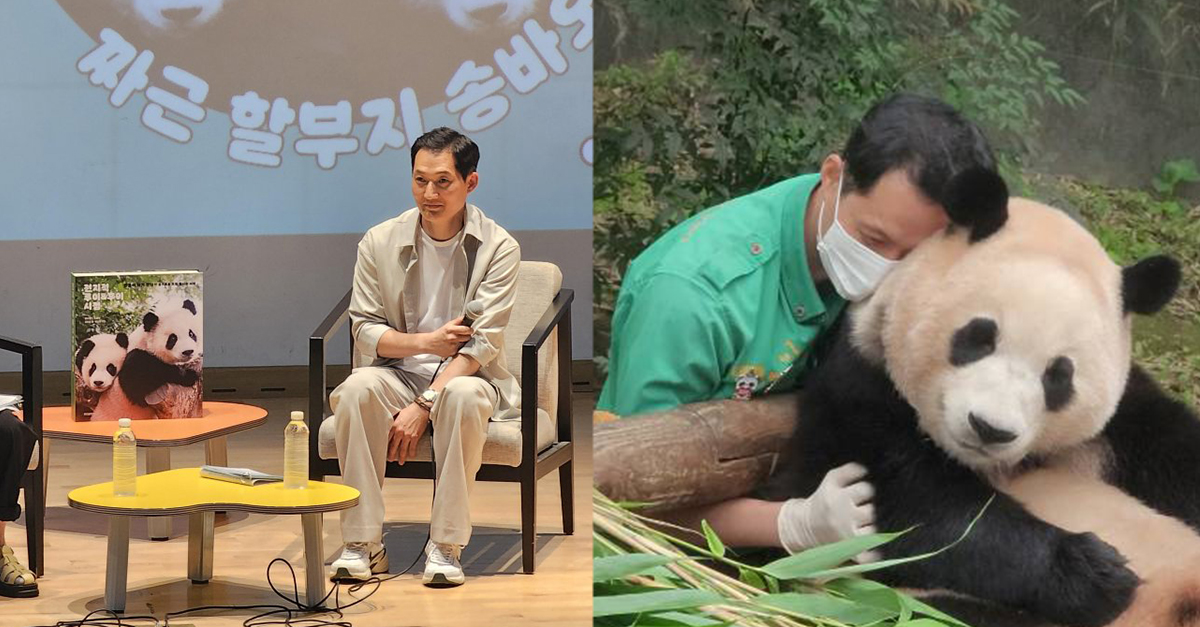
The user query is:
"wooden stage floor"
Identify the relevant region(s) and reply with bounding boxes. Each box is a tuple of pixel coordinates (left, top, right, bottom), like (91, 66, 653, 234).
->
(4, 394, 594, 627)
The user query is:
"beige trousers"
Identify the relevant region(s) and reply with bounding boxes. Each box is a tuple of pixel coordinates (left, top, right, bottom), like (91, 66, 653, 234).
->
(328, 366, 497, 547)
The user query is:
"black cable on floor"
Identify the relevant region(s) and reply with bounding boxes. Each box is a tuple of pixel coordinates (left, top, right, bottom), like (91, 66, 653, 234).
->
(34, 357, 458, 627)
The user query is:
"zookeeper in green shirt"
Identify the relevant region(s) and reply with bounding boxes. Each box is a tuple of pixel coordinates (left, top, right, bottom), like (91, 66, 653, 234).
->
(598, 93, 999, 554)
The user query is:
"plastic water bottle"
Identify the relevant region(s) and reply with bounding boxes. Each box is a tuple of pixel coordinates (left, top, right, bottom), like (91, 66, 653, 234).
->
(284, 411, 309, 489)
(113, 418, 137, 497)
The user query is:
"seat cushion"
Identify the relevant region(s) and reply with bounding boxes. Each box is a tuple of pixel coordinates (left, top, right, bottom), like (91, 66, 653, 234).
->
(318, 409, 555, 467)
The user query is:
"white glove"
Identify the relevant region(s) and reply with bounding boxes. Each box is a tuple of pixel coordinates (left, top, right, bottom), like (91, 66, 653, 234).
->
(777, 462, 877, 558)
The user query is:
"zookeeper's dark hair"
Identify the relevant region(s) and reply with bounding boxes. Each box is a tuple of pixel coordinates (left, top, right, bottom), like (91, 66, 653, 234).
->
(840, 93, 997, 207)
(411, 127, 480, 179)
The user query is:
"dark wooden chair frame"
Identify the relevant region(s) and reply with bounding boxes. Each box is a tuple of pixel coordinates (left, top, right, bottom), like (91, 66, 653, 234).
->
(308, 287, 575, 574)
(1, 335, 43, 577)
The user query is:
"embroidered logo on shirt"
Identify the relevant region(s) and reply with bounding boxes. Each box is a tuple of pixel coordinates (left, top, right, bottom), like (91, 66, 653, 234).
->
(731, 365, 764, 401)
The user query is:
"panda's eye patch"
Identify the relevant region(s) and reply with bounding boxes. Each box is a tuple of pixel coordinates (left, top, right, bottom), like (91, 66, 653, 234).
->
(1043, 356, 1075, 412)
(106, 364, 117, 376)
(167, 334, 178, 350)
(88, 363, 97, 376)
(950, 317, 998, 366)
(189, 330, 197, 342)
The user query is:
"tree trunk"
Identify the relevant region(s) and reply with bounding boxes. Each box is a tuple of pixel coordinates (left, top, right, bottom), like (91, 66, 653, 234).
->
(593, 394, 799, 513)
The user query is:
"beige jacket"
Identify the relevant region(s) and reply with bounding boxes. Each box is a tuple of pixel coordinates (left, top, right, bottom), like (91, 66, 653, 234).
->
(349, 204, 522, 420)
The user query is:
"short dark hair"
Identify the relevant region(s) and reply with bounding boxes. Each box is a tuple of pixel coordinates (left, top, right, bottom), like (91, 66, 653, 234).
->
(411, 127, 480, 179)
(841, 93, 996, 207)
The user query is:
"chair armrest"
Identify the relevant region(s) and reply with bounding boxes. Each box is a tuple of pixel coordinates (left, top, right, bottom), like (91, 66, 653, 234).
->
(522, 289, 574, 353)
(308, 290, 352, 477)
(520, 289, 574, 467)
(311, 290, 353, 346)
(0, 336, 42, 438)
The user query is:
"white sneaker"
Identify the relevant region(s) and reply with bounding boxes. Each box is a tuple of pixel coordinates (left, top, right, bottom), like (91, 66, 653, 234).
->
(422, 540, 465, 586)
(329, 542, 388, 581)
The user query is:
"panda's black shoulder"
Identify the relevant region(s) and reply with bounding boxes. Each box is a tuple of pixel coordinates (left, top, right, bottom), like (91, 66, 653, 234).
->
(804, 318, 900, 410)
(122, 348, 168, 370)
(763, 317, 915, 499)
(118, 349, 171, 389)
(1104, 364, 1198, 452)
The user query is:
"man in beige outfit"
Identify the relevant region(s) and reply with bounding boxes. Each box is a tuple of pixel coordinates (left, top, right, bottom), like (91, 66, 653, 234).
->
(325, 127, 521, 587)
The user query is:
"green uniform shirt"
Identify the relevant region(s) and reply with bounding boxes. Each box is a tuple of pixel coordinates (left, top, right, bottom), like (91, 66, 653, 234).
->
(597, 173, 846, 417)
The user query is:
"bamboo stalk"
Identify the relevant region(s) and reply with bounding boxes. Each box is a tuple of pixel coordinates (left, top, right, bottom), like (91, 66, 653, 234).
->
(595, 491, 828, 627)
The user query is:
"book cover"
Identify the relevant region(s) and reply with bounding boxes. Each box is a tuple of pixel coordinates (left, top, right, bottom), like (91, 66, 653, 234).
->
(199, 465, 283, 486)
(71, 270, 203, 422)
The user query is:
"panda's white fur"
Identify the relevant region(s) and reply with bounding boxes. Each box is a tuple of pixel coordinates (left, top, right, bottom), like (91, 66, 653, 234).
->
(75, 333, 130, 393)
(129, 297, 202, 366)
(850, 199, 1131, 475)
(767, 167, 1198, 626)
(1001, 460, 1200, 627)
(94, 298, 202, 420)
(853, 200, 1200, 625)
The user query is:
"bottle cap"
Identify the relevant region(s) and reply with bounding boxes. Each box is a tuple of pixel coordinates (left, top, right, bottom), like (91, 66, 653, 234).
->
(291, 411, 304, 422)
(118, 418, 131, 428)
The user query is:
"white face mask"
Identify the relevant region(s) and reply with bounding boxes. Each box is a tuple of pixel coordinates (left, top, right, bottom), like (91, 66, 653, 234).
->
(816, 170, 898, 301)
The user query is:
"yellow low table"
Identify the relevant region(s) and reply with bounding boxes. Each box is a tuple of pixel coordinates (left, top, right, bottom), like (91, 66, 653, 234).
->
(44, 402, 269, 540)
(68, 467, 359, 613)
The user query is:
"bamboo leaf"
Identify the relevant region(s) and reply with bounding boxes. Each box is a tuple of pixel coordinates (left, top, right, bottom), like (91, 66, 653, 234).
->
(649, 611, 735, 626)
(760, 531, 907, 580)
(755, 592, 898, 623)
(701, 519, 726, 559)
(804, 495, 994, 580)
(738, 567, 767, 590)
(900, 596, 974, 627)
(594, 589, 725, 618)
(594, 554, 680, 582)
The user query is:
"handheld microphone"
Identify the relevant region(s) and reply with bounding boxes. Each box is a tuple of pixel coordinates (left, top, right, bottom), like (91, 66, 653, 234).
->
(461, 300, 484, 328)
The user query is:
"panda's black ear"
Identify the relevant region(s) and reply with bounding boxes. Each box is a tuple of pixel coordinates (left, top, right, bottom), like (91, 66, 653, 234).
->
(115, 332, 129, 349)
(143, 311, 159, 332)
(76, 339, 94, 371)
(942, 167, 1009, 244)
(1122, 255, 1181, 315)
(182, 299, 197, 315)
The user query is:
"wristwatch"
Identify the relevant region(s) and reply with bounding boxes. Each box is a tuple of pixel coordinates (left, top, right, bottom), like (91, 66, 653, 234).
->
(416, 388, 439, 411)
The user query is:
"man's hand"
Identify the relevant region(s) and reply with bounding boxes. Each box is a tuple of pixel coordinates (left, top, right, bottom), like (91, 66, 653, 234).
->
(777, 462, 877, 559)
(422, 316, 473, 358)
(388, 403, 431, 464)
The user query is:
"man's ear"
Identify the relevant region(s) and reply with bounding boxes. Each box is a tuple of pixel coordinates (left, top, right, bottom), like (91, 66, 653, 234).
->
(818, 153, 843, 196)
(466, 172, 479, 193)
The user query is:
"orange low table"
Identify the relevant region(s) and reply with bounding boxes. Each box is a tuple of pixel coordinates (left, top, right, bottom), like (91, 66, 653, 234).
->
(42, 402, 268, 540)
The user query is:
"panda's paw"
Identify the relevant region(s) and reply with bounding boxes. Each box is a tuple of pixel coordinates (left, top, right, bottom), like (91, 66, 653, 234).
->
(1039, 531, 1139, 627)
(180, 369, 198, 387)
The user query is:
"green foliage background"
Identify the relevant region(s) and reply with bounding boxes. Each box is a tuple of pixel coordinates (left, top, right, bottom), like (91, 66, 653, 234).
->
(71, 272, 202, 355)
(593, 2, 1200, 624)
(594, 0, 1200, 400)
(594, 0, 1086, 379)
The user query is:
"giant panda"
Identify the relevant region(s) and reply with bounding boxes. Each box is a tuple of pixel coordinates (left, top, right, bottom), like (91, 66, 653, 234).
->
(75, 332, 129, 394)
(93, 299, 202, 420)
(765, 167, 1200, 627)
(73, 332, 130, 418)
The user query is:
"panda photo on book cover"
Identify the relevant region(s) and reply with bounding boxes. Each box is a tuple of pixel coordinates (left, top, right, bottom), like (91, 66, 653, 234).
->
(71, 270, 203, 421)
